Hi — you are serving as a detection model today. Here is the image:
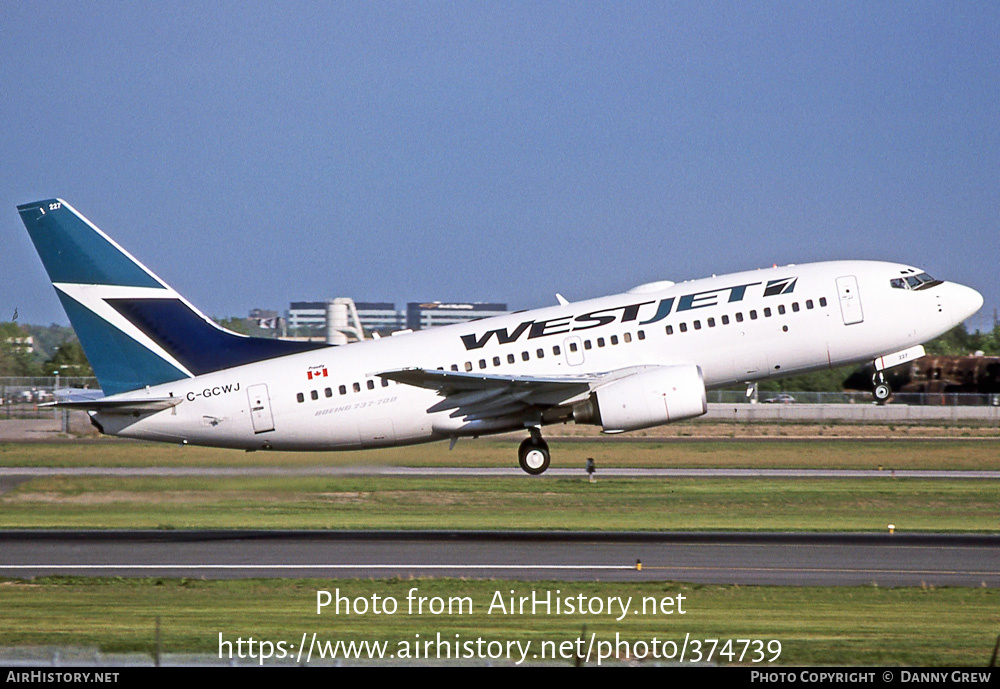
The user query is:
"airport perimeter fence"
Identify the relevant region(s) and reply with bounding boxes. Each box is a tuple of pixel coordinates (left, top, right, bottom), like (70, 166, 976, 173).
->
(0, 377, 98, 419)
(709, 390, 1000, 407)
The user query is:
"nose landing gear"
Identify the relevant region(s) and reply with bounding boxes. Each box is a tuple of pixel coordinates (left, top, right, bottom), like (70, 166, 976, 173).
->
(518, 429, 550, 475)
(869, 345, 926, 404)
(873, 370, 892, 404)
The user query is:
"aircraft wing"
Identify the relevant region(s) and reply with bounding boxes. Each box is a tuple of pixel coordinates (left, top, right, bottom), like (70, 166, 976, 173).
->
(378, 367, 597, 420)
(378, 366, 674, 423)
(380, 367, 599, 393)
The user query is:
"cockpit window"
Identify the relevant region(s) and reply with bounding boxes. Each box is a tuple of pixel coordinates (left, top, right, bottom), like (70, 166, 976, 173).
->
(891, 272, 941, 291)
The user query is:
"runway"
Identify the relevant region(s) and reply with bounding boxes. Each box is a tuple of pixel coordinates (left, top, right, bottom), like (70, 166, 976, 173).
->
(1, 466, 999, 479)
(1, 531, 997, 587)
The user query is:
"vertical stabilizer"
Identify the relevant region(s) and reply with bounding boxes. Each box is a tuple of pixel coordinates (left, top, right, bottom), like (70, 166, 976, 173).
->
(18, 199, 327, 396)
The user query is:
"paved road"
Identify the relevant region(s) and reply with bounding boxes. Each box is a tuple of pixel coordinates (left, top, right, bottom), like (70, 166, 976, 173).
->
(1, 531, 996, 586)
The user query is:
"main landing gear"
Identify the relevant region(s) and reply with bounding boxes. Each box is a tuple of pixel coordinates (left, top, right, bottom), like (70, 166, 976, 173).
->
(518, 429, 550, 475)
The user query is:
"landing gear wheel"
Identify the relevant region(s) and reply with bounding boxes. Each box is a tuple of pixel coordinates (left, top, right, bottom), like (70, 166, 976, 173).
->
(872, 370, 891, 404)
(518, 437, 550, 475)
(873, 383, 891, 403)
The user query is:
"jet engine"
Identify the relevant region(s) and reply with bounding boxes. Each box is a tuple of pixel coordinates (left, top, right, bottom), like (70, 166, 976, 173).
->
(573, 364, 707, 432)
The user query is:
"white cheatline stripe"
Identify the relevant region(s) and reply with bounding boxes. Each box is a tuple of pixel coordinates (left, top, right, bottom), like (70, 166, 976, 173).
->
(53, 282, 194, 378)
(0, 564, 632, 571)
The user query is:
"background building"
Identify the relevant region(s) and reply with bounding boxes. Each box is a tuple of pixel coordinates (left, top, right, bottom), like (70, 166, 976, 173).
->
(248, 309, 280, 331)
(287, 301, 405, 338)
(287, 302, 327, 333)
(354, 302, 405, 334)
(405, 302, 508, 331)
(286, 300, 508, 338)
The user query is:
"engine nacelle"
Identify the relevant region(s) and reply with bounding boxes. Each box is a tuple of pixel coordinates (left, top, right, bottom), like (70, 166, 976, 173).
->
(574, 365, 707, 432)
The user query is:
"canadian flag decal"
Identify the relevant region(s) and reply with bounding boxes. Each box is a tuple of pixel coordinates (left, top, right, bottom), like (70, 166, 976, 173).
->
(307, 366, 328, 380)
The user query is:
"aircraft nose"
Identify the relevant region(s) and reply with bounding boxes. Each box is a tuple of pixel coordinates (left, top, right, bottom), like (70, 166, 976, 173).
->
(949, 282, 984, 322)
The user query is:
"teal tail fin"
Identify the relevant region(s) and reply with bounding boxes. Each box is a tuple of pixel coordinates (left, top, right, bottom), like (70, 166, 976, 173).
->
(18, 199, 326, 396)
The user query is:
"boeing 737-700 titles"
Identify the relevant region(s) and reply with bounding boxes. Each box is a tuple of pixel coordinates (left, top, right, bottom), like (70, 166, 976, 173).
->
(18, 199, 984, 473)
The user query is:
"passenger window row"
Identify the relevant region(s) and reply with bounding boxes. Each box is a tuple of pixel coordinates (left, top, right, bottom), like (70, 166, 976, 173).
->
(442, 330, 648, 373)
(664, 298, 828, 336)
(297, 376, 391, 403)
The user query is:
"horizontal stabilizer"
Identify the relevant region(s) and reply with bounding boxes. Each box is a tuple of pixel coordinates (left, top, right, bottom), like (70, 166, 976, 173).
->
(44, 396, 183, 413)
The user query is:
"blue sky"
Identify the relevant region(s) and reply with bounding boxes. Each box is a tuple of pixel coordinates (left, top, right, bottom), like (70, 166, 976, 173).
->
(3, 2, 997, 331)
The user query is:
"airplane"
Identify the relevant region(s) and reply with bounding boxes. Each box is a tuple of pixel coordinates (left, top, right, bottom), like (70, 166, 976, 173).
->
(17, 198, 984, 474)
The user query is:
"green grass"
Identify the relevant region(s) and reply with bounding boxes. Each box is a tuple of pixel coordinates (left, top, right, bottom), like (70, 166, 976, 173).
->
(0, 578, 996, 665)
(0, 440, 997, 666)
(1, 438, 999, 470)
(1, 475, 997, 531)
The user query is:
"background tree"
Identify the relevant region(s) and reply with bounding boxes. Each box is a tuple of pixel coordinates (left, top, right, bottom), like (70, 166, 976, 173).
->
(45, 340, 94, 377)
(924, 324, 1000, 356)
(0, 322, 41, 376)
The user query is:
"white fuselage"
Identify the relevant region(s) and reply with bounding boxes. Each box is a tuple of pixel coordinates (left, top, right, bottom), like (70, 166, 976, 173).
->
(95, 260, 981, 450)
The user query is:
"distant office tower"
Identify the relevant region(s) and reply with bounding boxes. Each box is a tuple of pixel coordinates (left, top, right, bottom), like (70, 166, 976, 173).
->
(406, 302, 508, 331)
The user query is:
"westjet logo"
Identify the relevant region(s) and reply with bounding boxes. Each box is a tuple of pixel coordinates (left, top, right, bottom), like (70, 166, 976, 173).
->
(460, 277, 795, 350)
(764, 277, 797, 296)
